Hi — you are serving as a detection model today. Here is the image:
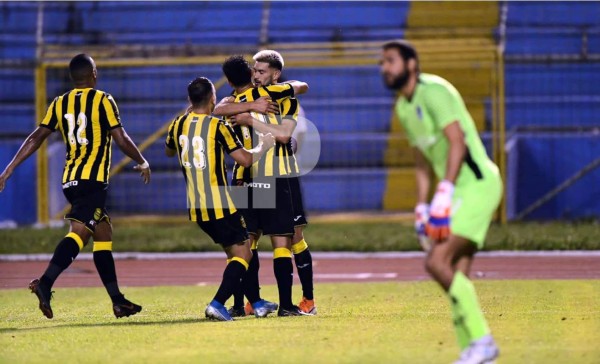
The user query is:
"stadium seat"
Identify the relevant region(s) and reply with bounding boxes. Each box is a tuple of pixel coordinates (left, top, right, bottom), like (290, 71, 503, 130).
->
(268, 2, 409, 42)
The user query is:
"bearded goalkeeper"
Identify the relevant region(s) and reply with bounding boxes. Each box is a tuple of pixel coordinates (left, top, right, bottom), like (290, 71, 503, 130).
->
(381, 40, 503, 364)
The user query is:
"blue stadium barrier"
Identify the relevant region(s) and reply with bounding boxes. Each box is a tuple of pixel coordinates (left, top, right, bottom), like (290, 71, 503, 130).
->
(1, 104, 35, 135)
(0, 141, 36, 224)
(0, 68, 34, 102)
(509, 133, 600, 219)
(505, 96, 600, 129)
(301, 99, 392, 133)
(505, 63, 600, 96)
(285, 68, 390, 98)
(505, 28, 584, 55)
(318, 133, 388, 168)
(300, 169, 387, 211)
(107, 172, 187, 214)
(589, 31, 600, 54)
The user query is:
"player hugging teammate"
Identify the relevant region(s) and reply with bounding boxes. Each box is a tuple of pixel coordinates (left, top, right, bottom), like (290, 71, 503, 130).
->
(213, 52, 316, 316)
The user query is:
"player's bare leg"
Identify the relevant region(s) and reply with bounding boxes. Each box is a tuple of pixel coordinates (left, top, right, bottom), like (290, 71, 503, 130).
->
(292, 226, 316, 314)
(92, 220, 141, 318)
(425, 235, 498, 363)
(30, 221, 91, 319)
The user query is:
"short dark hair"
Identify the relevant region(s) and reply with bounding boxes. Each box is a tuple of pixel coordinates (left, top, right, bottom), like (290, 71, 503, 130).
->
(69, 53, 95, 82)
(187, 77, 214, 106)
(383, 40, 419, 68)
(222, 55, 252, 87)
(253, 50, 284, 71)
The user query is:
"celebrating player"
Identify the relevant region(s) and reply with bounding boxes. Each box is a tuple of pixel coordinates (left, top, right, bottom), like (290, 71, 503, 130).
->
(165, 77, 275, 321)
(250, 50, 316, 315)
(0, 54, 150, 319)
(380, 40, 503, 364)
(214, 55, 309, 316)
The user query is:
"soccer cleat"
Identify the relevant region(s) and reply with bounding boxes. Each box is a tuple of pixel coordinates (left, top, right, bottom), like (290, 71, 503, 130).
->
(244, 301, 254, 316)
(205, 301, 233, 321)
(298, 297, 317, 315)
(251, 299, 278, 318)
(113, 298, 142, 318)
(29, 279, 54, 319)
(228, 305, 247, 317)
(454, 335, 499, 364)
(278, 305, 310, 317)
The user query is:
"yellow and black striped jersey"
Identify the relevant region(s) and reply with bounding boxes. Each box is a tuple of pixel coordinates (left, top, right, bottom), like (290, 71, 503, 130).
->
(166, 112, 242, 222)
(279, 97, 301, 176)
(229, 83, 297, 181)
(40, 88, 122, 184)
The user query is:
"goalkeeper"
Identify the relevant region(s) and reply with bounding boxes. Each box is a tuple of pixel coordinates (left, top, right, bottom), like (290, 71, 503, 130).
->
(380, 40, 503, 364)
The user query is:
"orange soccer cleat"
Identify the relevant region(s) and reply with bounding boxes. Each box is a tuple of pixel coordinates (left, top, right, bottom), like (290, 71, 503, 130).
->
(298, 297, 317, 315)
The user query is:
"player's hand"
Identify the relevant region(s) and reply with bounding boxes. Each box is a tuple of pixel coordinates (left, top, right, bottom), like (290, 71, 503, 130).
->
(251, 97, 279, 114)
(133, 161, 151, 184)
(426, 180, 454, 242)
(414, 203, 431, 251)
(0, 171, 10, 193)
(230, 113, 252, 127)
(259, 133, 276, 150)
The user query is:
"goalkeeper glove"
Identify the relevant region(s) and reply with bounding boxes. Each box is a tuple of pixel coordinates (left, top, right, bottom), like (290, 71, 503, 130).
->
(426, 180, 454, 242)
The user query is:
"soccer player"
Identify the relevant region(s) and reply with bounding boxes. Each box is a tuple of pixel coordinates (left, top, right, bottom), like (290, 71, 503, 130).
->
(251, 50, 316, 315)
(0, 54, 150, 319)
(213, 55, 309, 316)
(165, 76, 276, 321)
(380, 40, 502, 364)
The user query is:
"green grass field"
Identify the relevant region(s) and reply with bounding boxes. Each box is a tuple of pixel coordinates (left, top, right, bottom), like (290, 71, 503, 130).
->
(1, 280, 599, 364)
(1, 220, 599, 254)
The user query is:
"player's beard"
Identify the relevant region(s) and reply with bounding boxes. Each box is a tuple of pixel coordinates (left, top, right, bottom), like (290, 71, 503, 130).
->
(384, 68, 411, 90)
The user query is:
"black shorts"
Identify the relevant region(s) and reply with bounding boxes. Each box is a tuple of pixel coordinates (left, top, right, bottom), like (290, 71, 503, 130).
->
(288, 176, 308, 227)
(62, 180, 110, 232)
(235, 177, 295, 236)
(196, 211, 249, 247)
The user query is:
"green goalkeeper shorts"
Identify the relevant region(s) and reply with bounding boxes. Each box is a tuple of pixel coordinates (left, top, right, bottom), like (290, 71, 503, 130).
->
(450, 167, 503, 249)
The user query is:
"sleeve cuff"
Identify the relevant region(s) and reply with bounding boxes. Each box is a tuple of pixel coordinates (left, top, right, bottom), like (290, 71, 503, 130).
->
(228, 145, 242, 154)
(39, 124, 56, 131)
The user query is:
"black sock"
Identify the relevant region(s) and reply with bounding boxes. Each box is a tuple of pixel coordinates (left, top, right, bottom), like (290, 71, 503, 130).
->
(242, 249, 261, 304)
(294, 249, 314, 300)
(40, 236, 81, 289)
(214, 260, 247, 305)
(93, 250, 123, 303)
(232, 279, 245, 308)
(273, 257, 294, 308)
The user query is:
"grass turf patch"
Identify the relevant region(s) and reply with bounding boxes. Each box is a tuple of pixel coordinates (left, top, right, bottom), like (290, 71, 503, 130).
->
(0, 220, 599, 254)
(1, 280, 599, 363)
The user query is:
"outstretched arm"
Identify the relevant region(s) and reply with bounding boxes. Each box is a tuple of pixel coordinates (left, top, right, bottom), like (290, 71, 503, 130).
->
(213, 96, 279, 117)
(231, 113, 295, 144)
(282, 80, 309, 95)
(0, 127, 52, 192)
(110, 127, 151, 184)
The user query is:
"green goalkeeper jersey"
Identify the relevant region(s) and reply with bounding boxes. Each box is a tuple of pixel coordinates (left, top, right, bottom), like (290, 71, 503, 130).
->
(395, 73, 498, 186)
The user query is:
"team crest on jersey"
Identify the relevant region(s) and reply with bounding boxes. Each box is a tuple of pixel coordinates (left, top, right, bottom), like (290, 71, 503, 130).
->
(416, 106, 423, 121)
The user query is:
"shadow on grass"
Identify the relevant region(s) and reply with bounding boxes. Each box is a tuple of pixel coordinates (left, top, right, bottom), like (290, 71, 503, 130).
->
(0, 317, 221, 333)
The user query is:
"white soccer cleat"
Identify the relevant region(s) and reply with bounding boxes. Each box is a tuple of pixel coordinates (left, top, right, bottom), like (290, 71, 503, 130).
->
(453, 335, 499, 364)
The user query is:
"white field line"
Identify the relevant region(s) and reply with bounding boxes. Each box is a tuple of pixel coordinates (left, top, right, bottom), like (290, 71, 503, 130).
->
(2, 251, 600, 262)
